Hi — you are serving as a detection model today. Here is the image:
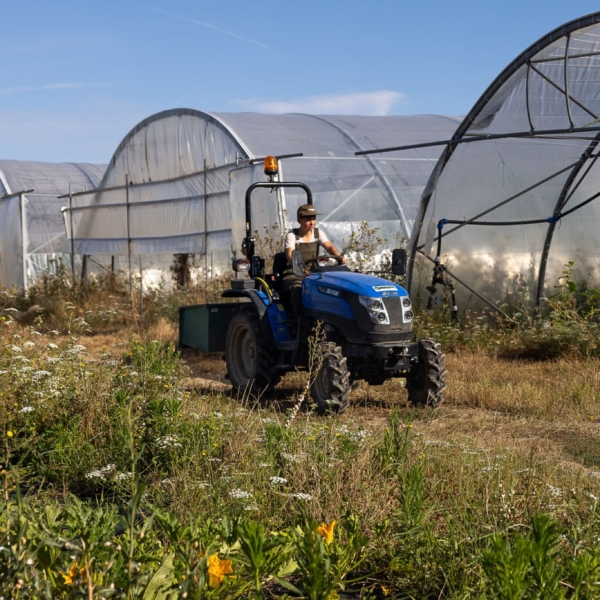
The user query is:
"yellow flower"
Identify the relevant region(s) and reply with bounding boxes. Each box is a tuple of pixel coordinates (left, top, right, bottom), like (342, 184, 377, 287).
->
(317, 520, 336, 544)
(60, 562, 86, 585)
(207, 553, 233, 587)
(381, 585, 391, 596)
(6, 431, 14, 438)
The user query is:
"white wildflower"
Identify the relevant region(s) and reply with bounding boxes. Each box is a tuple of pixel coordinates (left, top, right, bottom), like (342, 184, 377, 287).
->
(46, 343, 59, 350)
(23, 341, 36, 348)
(282, 452, 301, 463)
(85, 464, 116, 481)
(8, 345, 22, 353)
(71, 344, 86, 351)
(32, 370, 52, 380)
(269, 476, 288, 486)
(46, 357, 61, 364)
(229, 488, 252, 499)
(156, 435, 182, 449)
(104, 360, 118, 367)
(288, 492, 313, 501)
(18, 406, 34, 413)
(547, 485, 563, 497)
(31, 331, 42, 336)
(115, 472, 133, 481)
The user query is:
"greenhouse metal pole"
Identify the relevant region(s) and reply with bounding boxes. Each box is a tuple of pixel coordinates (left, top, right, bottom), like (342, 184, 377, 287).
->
(69, 184, 75, 287)
(19, 192, 28, 293)
(139, 256, 143, 318)
(423, 160, 580, 248)
(126, 174, 132, 296)
(204, 158, 208, 299)
(355, 125, 600, 157)
(537, 144, 600, 305)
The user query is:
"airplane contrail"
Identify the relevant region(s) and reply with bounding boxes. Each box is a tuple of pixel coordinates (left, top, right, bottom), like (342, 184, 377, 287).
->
(142, 5, 269, 49)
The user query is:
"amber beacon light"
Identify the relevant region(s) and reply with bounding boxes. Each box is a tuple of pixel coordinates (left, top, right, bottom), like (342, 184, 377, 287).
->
(264, 155, 278, 177)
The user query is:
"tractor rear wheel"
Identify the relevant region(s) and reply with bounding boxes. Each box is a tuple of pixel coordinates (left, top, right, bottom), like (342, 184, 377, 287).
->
(310, 342, 351, 414)
(225, 310, 281, 396)
(406, 338, 447, 407)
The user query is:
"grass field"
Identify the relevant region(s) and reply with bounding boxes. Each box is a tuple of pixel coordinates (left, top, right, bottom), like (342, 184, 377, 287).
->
(2, 274, 600, 598)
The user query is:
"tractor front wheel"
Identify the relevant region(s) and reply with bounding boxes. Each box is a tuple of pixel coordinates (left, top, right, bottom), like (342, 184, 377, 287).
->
(310, 342, 351, 414)
(406, 338, 447, 407)
(225, 310, 280, 396)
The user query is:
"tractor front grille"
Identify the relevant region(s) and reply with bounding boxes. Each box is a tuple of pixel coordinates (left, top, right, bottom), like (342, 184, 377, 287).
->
(383, 297, 410, 331)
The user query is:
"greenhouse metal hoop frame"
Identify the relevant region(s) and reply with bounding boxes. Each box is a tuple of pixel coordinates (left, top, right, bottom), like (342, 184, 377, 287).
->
(357, 10, 600, 309)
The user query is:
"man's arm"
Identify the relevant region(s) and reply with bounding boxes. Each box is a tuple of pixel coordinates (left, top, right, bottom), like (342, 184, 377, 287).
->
(285, 246, 294, 266)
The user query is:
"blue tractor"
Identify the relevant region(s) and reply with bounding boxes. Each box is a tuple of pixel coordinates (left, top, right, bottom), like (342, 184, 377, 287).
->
(181, 157, 447, 413)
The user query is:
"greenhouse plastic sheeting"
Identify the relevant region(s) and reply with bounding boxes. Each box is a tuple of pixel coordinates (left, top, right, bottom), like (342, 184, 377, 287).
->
(0, 195, 23, 287)
(410, 11, 600, 307)
(65, 110, 460, 273)
(0, 160, 105, 288)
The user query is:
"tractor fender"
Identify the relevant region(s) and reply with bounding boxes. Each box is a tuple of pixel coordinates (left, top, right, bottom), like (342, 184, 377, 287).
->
(222, 289, 266, 318)
(221, 289, 276, 346)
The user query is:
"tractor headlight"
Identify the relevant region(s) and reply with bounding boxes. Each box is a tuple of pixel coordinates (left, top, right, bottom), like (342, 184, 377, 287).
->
(358, 295, 390, 325)
(401, 295, 413, 323)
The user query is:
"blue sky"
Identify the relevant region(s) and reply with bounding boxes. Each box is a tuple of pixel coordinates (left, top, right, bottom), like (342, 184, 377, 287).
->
(1, 0, 599, 163)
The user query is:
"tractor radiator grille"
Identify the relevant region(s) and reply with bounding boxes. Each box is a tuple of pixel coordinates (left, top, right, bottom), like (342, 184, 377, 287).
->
(383, 297, 404, 327)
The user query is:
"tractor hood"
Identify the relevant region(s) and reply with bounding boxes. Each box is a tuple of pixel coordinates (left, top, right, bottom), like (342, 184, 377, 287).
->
(306, 271, 408, 298)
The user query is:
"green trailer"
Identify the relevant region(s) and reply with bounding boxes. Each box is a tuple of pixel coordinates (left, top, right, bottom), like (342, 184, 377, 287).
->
(178, 302, 247, 353)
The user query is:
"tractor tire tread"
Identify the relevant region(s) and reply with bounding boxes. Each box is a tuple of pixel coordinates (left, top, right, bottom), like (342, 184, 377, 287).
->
(225, 309, 280, 396)
(406, 337, 447, 408)
(311, 342, 351, 414)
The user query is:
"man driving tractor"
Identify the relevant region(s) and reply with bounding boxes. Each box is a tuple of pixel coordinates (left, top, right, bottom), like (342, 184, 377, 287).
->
(282, 203, 346, 316)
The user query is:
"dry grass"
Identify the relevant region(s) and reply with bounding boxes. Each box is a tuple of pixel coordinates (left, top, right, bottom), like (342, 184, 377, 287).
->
(170, 344, 600, 477)
(69, 327, 600, 479)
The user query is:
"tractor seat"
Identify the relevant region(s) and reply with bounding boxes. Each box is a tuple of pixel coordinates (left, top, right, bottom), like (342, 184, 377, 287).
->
(270, 252, 289, 293)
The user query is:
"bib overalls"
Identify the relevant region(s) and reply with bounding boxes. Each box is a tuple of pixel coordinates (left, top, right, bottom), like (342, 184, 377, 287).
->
(281, 228, 320, 317)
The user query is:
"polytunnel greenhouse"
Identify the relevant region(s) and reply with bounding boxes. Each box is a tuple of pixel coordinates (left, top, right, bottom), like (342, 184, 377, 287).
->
(63, 110, 461, 285)
(399, 11, 600, 311)
(0, 160, 105, 289)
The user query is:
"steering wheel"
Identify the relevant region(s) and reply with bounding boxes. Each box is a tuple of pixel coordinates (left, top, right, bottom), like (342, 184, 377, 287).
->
(304, 254, 344, 270)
